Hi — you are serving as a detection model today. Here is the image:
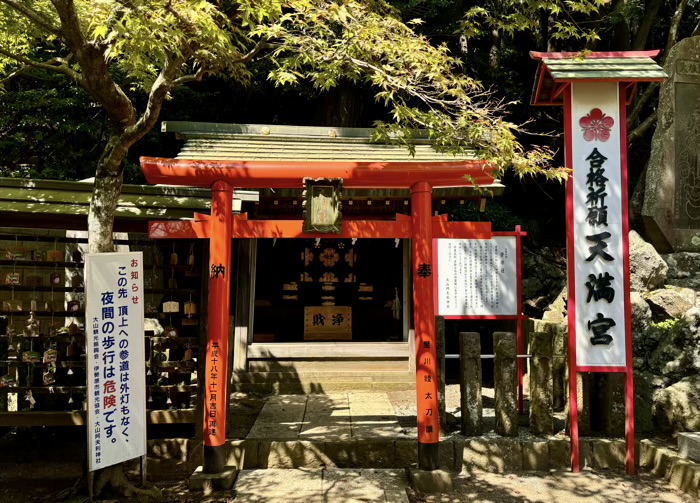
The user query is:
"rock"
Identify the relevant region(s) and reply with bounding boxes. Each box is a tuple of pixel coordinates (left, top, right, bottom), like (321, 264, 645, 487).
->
(663, 252, 700, 278)
(646, 287, 696, 320)
(641, 36, 700, 252)
(648, 308, 700, 383)
(663, 252, 700, 289)
(634, 371, 657, 433)
(542, 286, 567, 323)
(653, 375, 700, 432)
(521, 247, 567, 318)
(521, 277, 543, 300)
(629, 230, 668, 292)
(631, 293, 654, 356)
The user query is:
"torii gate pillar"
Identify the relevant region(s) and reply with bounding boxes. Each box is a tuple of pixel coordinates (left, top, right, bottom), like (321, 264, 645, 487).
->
(203, 181, 233, 473)
(411, 181, 440, 469)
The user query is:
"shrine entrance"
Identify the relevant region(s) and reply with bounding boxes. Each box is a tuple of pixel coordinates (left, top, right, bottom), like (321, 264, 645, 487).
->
(253, 237, 405, 343)
(140, 121, 497, 476)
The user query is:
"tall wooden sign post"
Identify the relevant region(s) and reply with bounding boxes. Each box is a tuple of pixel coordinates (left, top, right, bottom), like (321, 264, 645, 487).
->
(531, 51, 666, 475)
(140, 156, 495, 482)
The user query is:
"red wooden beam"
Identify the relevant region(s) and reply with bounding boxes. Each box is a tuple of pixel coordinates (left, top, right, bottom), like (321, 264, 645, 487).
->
(148, 220, 211, 239)
(232, 213, 412, 238)
(140, 157, 495, 189)
(149, 213, 494, 240)
(432, 218, 491, 239)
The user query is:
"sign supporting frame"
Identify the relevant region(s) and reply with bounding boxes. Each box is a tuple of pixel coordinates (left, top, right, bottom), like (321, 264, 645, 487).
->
(433, 226, 528, 413)
(531, 50, 667, 476)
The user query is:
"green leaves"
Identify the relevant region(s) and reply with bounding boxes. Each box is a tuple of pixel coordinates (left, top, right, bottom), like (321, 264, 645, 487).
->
(461, 0, 609, 45)
(0, 0, 566, 183)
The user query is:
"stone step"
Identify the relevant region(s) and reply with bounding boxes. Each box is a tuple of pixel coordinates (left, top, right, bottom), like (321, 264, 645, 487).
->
(232, 371, 416, 383)
(231, 371, 415, 393)
(145, 436, 635, 475)
(233, 468, 409, 503)
(678, 432, 700, 463)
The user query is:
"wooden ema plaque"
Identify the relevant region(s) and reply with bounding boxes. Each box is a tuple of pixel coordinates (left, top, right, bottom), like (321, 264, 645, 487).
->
(304, 306, 351, 340)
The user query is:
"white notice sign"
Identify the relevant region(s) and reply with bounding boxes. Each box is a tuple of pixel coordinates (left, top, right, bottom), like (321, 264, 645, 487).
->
(570, 82, 627, 368)
(436, 237, 517, 316)
(86, 252, 146, 471)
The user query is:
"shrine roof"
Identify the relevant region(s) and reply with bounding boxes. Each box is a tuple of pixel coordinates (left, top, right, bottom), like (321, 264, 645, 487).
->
(162, 121, 480, 163)
(0, 177, 257, 221)
(530, 50, 667, 106)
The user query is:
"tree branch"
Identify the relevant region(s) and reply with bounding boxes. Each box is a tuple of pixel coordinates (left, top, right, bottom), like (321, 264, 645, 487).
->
(123, 53, 186, 145)
(0, 65, 35, 87)
(627, 0, 688, 133)
(344, 56, 464, 109)
(0, 0, 63, 38)
(235, 40, 276, 64)
(172, 67, 206, 86)
(0, 46, 81, 82)
(663, 0, 688, 63)
(632, 0, 663, 51)
(626, 82, 658, 129)
(628, 110, 657, 144)
(51, 0, 136, 128)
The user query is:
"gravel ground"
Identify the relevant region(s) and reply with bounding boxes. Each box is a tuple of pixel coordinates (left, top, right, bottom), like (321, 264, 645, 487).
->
(387, 383, 568, 438)
(1, 389, 694, 502)
(408, 469, 698, 503)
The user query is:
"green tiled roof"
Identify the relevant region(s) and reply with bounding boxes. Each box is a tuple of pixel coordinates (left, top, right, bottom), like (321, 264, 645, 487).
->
(531, 52, 667, 105)
(163, 122, 479, 163)
(0, 178, 256, 220)
(542, 57, 666, 81)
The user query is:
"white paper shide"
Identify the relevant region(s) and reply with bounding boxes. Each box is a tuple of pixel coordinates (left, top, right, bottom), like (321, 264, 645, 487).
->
(86, 252, 146, 471)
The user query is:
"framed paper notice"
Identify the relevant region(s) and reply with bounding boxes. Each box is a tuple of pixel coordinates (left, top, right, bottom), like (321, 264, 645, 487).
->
(436, 237, 518, 317)
(86, 252, 146, 471)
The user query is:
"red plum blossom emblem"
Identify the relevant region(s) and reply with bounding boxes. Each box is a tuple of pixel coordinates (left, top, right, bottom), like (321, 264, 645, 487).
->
(579, 108, 614, 142)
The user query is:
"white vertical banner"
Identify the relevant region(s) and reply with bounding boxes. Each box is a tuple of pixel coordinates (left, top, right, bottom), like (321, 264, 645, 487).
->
(86, 252, 146, 471)
(570, 82, 627, 368)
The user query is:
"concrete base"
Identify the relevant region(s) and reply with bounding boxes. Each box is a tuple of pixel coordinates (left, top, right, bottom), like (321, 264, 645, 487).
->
(189, 465, 238, 490)
(678, 432, 700, 463)
(408, 468, 453, 494)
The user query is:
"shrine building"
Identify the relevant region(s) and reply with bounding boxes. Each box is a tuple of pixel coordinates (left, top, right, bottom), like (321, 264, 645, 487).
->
(148, 121, 503, 393)
(0, 121, 503, 432)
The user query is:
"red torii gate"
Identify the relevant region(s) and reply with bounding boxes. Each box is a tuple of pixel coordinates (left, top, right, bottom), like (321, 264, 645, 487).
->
(140, 156, 495, 475)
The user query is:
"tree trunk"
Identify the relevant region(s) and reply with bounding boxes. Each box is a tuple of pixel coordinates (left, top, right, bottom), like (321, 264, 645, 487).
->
(87, 134, 129, 253)
(84, 132, 163, 501)
(609, 0, 631, 51)
(489, 29, 501, 71)
(633, 0, 664, 50)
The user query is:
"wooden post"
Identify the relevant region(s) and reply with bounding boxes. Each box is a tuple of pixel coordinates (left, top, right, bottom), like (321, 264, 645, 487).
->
(203, 181, 233, 474)
(140, 454, 147, 487)
(411, 181, 439, 471)
(494, 331, 518, 437)
(529, 331, 553, 435)
(459, 332, 482, 436)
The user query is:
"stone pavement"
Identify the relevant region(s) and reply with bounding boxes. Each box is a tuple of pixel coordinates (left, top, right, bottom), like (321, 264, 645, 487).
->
(246, 393, 411, 441)
(233, 468, 409, 502)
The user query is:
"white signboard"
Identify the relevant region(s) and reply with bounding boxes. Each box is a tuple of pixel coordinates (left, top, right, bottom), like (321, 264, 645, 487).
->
(436, 237, 517, 316)
(86, 252, 146, 471)
(570, 82, 627, 368)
